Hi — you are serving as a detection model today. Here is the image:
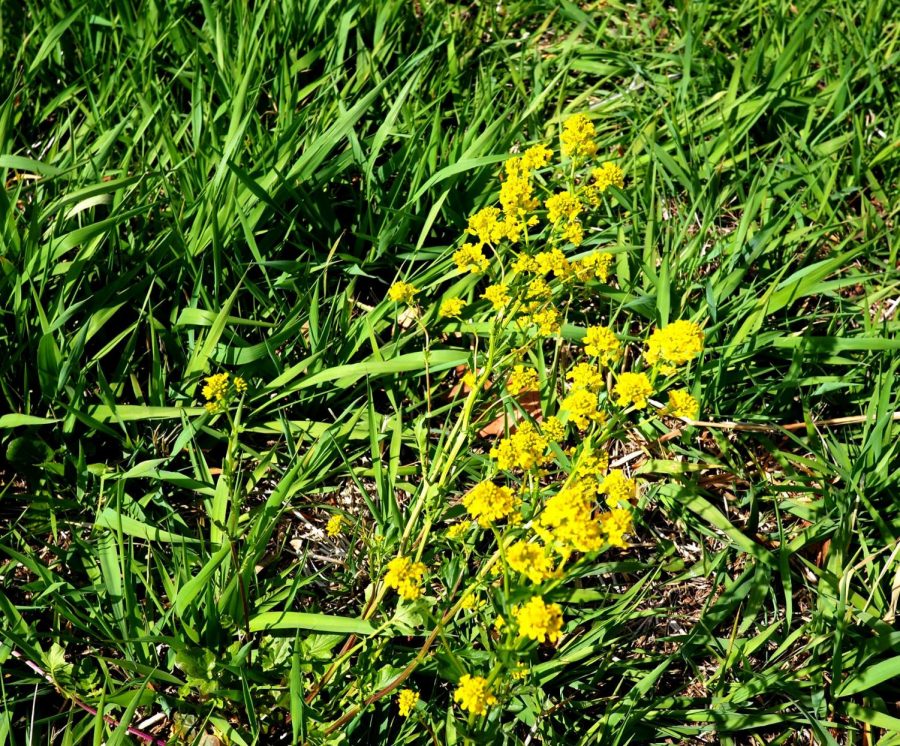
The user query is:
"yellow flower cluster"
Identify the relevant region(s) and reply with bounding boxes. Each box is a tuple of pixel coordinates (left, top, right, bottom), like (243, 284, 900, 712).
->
(574, 449, 610, 480)
(454, 675, 497, 715)
(645, 320, 704, 373)
(453, 242, 490, 274)
(534, 248, 572, 278)
(201, 372, 245, 414)
(566, 362, 604, 392)
(560, 388, 604, 430)
(397, 688, 419, 717)
(439, 297, 466, 318)
(388, 281, 418, 304)
(541, 415, 566, 442)
(665, 389, 698, 418)
(518, 303, 561, 336)
(613, 371, 653, 409)
(537, 480, 605, 554)
(482, 283, 510, 310)
(462, 481, 518, 527)
(506, 365, 539, 395)
(545, 191, 585, 246)
(593, 162, 625, 192)
(384, 556, 427, 600)
(514, 596, 564, 643)
(573, 252, 614, 283)
(446, 522, 470, 540)
(490, 421, 549, 471)
(506, 541, 555, 583)
(326, 514, 343, 536)
(601, 507, 633, 549)
(560, 113, 598, 159)
(582, 325, 621, 365)
(598, 469, 636, 507)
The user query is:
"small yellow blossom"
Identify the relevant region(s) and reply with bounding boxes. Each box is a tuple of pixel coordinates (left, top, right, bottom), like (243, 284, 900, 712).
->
(560, 388, 604, 430)
(202, 372, 229, 403)
(534, 249, 571, 278)
(439, 297, 466, 318)
(511, 252, 539, 274)
(490, 421, 549, 471)
(526, 277, 552, 300)
(384, 556, 427, 601)
(567, 362, 604, 392)
(233, 376, 247, 393)
(388, 281, 418, 304)
(574, 252, 614, 283)
(506, 541, 555, 583)
(574, 450, 610, 480)
(665, 389, 699, 418)
(506, 365, 539, 395)
(545, 191, 583, 224)
(582, 325, 621, 365)
(460, 592, 483, 610)
(397, 689, 419, 717)
(519, 143, 553, 172)
(514, 596, 564, 643)
(499, 172, 538, 216)
(447, 522, 470, 540)
(592, 162, 625, 192)
(598, 469, 636, 507)
(560, 113, 598, 159)
(511, 664, 530, 680)
(541, 415, 566, 442)
(613, 372, 653, 410)
(326, 514, 344, 536)
(454, 675, 497, 715)
(467, 206, 507, 244)
(494, 615, 506, 631)
(645, 320, 705, 371)
(462, 481, 518, 527)
(524, 305, 561, 336)
(601, 507, 633, 548)
(562, 219, 584, 246)
(453, 243, 490, 274)
(538, 480, 604, 554)
(482, 283, 510, 310)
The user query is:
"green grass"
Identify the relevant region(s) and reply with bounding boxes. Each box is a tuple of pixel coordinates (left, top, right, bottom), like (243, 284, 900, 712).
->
(2, 0, 900, 743)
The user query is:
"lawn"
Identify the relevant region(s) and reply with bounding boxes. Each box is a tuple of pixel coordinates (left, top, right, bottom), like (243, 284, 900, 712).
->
(2, 0, 900, 744)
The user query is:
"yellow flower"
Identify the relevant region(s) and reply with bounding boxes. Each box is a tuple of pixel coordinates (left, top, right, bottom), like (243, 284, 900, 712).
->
(582, 325, 621, 365)
(613, 372, 653, 409)
(326, 514, 344, 536)
(397, 689, 419, 717)
(665, 389, 698, 418)
(384, 556, 427, 600)
(520, 143, 553, 171)
(598, 469, 636, 507)
(567, 362, 604, 392)
(202, 372, 230, 403)
(645, 320, 705, 370)
(526, 277, 552, 300)
(511, 252, 539, 274)
(524, 305, 561, 336)
(447, 522, 470, 540)
(506, 540, 555, 583)
(467, 206, 507, 244)
(538, 480, 604, 554)
(574, 252, 614, 283)
(574, 449, 610, 480)
(592, 162, 625, 192)
(233, 376, 248, 393)
(562, 219, 584, 246)
(482, 283, 510, 310)
(601, 506, 633, 548)
(560, 388, 604, 430)
(514, 596, 564, 643)
(545, 191, 583, 224)
(511, 664, 530, 680)
(493, 615, 506, 631)
(506, 365, 539, 395)
(533, 249, 571, 278)
(388, 281, 418, 304)
(453, 243, 490, 274)
(462, 481, 519, 527)
(439, 297, 466, 318)
(490, 421, 548, 471)
(541, 415, 566, 443)
(460, 591, 483, 610)
(499, 172, 538, 216)
(454, 675, 497, 715)
(560, 113, 598, 159)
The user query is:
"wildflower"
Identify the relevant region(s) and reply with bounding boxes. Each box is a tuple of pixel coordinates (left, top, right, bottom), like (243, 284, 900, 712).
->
(526, 305, 561, 336)
(397, 688, 419, 717)
(534, 249, 571, 278)
(384, 556, 427, 601)
(461, 368, 485, 390)
(233, 376, 248, 393)
(538, 480, 605, 554)
(447, 522, 470, 540)
(526, 277, 552, 300)
(592, 162, 625, 192)
(494, 615, 506, 631)
(560, 113, 598, 159)
(326, 514, 344, 536)
(511, 252, 539, 274)
(519, 143, 553, 172)
(582, 325, 621, 365)
(574, 449, 610, 480)
(202, 372, 229, 403)
(388, 281, 418, 304)
(560, 388, 604, 430)
(567, 362, 604, 392)
(562, 219, 584, 246)
(439, 297, 466, 318)
(645, 320, 705, 372)
(601, 507, 633, 548)
(598, 470, 636, 507)
(613, 372, 653, 410)
(506, 540, 555, 583)
(665, 389, 698, 418)
(462, 481, 518, 527)
(454, 675, 497, 715)
(545, 191, 583, 224)
(541, 415, 566, 443)
(514, 597, 564, 643)
(574, 252, 614, 283)
(506, 365, 539, 395)
(453, 243, 490, 274)
(499, 172, 538, 216)
(482, 283, 510, 310)
(467, 206, 507, 245)
(490, 421, 548, 471)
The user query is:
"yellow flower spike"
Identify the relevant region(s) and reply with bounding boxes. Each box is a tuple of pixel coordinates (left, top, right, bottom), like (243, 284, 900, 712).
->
(598, 469, 637, 507)
(533, 248, 571, 278)
(582, 325, 621, 365)
(645, 320, 705, 369)
(453, 243, 490, 274)
(541, 415, 566, 443)
(387, 281, 418, 304)
(514, 596, 564, 643)
(490, 421, 549, 471)
(592, 162, 625, 192)
(665, 389, 699, 418)
(325, 514, 344, 536)
(439, 297, 466, 318)
(397, 688, 419, 717)
(506, 540, 555, 583)
(545, 191, 583, 224)
(481, 283, 510, 310)
(233, 376, 247, 393)
(462, 481, 519, 527)
(560, 388, 605, 430)
(613, 372, 653, 410)
(384, 556, 427, 601)
(505, 365, 539, 395)
(566, 362, 604, 393)
(202, 372, 229, 403)
(453, 675, 497, 716)
(560, 113, 598, 159)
